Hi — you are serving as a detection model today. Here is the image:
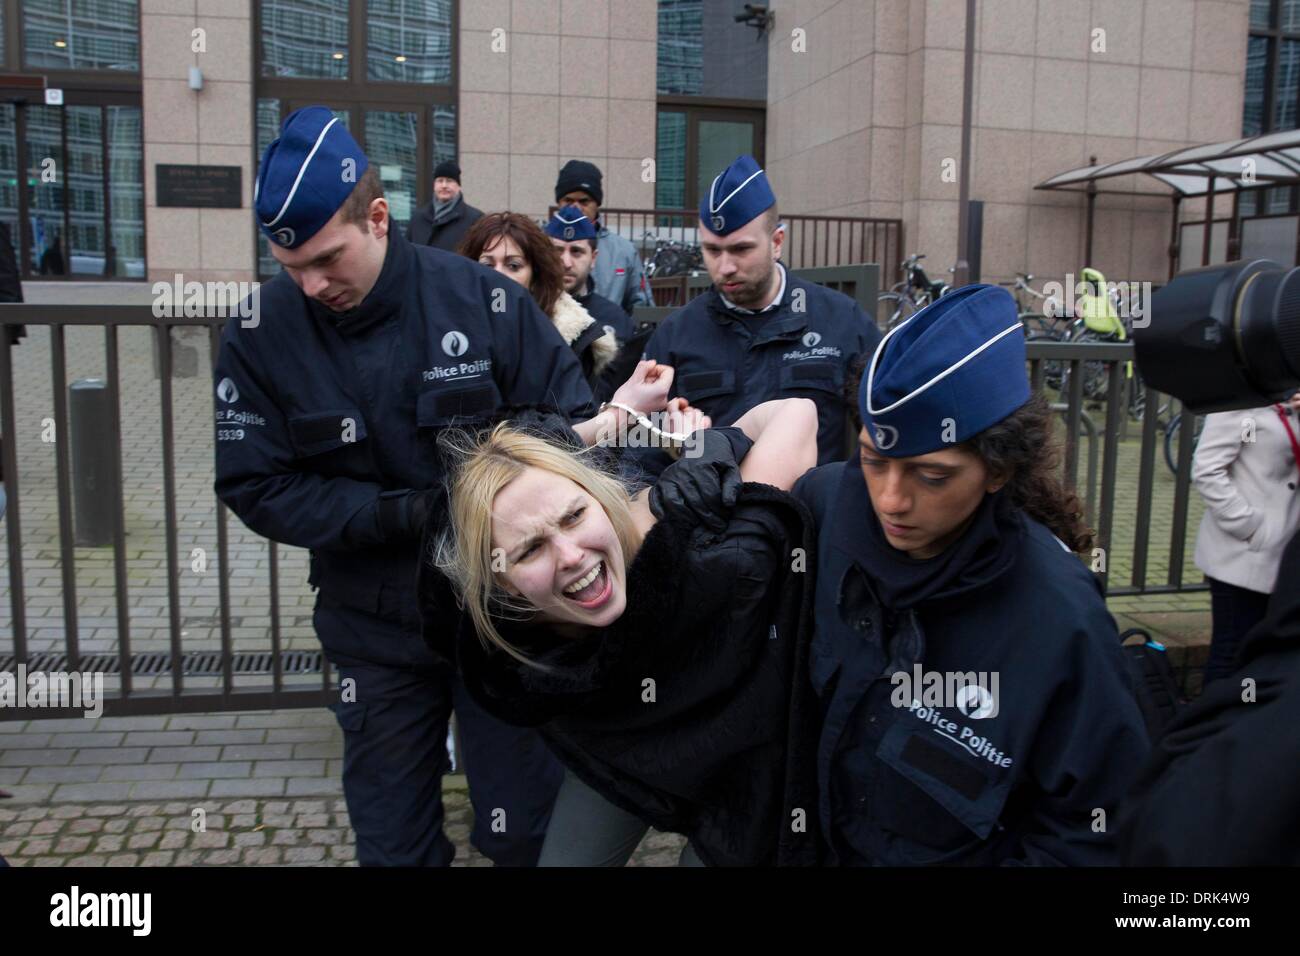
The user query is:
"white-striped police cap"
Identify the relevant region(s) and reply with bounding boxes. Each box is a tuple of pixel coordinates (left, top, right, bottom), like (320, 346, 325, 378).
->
(859, 284, 1030, 457)
(700, 154, 777, 236)
(255, 106, 368, 250)
(545, 204, 598, 242)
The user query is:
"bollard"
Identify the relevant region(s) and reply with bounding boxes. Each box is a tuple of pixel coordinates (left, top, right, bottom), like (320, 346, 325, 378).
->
(70, 378, 118, 547)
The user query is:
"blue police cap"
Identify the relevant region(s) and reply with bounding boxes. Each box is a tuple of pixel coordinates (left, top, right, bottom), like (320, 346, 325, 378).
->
(700, 154, 776, 236)
(545, 204, 598, 242)
(859, 284, 1030, 457)
(255, 106, 368, 250)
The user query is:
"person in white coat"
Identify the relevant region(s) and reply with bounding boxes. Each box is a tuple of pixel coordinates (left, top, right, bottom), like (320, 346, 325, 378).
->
(1191, 392, 1300, 683)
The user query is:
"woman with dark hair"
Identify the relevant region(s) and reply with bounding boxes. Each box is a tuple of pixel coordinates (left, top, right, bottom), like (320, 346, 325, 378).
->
(460, 212, 621, 395)
(793, 284, 1149, 866)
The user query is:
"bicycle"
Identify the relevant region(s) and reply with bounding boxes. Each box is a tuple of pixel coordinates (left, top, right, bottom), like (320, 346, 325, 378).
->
(1163, 411, 1205, 475)
(1000, 273, 1066, 336)
(1007, 272, 1070, 390)
(878, 253, 951, 329)
(1055, 267, 1168, 424)
(643, 232, 703, 278)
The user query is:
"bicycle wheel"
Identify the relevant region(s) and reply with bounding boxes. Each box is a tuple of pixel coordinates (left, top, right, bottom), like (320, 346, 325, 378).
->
(1061, 326, 1111, 403)
(1164, 413, 1205, 475)
(1025, 331, 1066, 392)
(878, 292, 915, 330)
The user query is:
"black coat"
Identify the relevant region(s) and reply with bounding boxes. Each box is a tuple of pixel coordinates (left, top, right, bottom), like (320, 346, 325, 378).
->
(1120, 527, 1300, 865)
(408, 196, 483, 253)
(419, 435, 823, 866)
(0, 222, 24, 346)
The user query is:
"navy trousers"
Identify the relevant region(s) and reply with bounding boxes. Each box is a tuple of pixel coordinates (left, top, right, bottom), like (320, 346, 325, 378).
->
(318, 597, 563, 867)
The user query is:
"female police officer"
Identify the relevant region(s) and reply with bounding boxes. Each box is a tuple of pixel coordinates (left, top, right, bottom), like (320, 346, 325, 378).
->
(792, 284, 1149, 865)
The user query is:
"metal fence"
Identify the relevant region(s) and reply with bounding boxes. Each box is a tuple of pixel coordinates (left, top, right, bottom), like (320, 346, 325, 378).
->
(0, 306, 333, 720)
(586, 206, 903, 274)
(0, 305, 1203, 721)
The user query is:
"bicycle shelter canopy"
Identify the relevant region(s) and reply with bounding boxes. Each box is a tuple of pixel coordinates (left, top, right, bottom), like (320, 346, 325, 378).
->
(1034, 130, 1300, 277)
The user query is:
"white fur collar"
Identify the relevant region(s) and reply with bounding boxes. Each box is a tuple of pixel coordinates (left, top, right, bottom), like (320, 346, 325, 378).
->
(551, 291, 617, 376)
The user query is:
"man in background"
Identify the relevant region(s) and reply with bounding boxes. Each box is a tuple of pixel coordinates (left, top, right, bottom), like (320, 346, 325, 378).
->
(554, 159, 652, 316)
(408, 159, 483, 252)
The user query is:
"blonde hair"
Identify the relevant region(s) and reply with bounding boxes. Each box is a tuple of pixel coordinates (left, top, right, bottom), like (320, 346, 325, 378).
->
(434, 423, 642, 665)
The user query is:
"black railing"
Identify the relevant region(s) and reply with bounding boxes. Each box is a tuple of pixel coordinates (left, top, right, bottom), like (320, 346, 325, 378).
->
(0, 307, 1202, 720)
(0, 305, 333, 719)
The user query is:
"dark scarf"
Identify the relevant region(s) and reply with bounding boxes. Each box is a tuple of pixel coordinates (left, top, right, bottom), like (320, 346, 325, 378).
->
(432, 192, 463, 224)
(831, 461, 1024, 612)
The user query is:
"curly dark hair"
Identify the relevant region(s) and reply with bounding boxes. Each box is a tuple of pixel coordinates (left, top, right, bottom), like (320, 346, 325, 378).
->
(961, 392, 1094, 552)
(458, 212, 566, 317)
(845, 357, 1094, 553)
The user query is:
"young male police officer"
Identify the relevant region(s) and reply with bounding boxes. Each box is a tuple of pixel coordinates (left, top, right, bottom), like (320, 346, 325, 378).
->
(554, 159, 652, 315)
(643, 155, 882, 472)
(545, 204, 632, 344)
(214, 107, 656, 867)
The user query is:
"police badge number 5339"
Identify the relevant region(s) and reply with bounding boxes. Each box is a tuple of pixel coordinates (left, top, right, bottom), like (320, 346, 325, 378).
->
(215, 377, 266, 442)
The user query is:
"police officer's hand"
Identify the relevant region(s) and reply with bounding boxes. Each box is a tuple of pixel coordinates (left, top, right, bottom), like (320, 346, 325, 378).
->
(611, 359, 673, 414)
(649, 427, 752, 533)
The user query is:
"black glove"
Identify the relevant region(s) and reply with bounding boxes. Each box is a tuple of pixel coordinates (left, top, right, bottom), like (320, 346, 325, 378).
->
(649, 427, 753, 533)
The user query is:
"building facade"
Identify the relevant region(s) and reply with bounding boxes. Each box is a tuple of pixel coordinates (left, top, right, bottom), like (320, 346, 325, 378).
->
(0, 1, 1272, 289)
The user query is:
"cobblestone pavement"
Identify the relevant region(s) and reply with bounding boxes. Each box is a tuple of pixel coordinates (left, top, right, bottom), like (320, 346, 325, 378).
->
(0, 791, 688, 867)
(0, 708, 686, 866)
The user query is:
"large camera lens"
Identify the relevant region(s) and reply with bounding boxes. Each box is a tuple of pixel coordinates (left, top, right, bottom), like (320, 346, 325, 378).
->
(1134, 259, 1300, 413)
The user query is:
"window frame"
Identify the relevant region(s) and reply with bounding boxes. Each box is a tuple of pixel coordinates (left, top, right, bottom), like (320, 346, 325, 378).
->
(253, 1, 460, 278)
(254, 2, 459, 208)
(656, 95, 766, 210)
(1247, 0, 1300, 135)
(3, 0, 144, 83)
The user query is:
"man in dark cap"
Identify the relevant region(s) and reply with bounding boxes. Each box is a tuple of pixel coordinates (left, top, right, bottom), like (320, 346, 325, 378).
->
(544, 204, 632, 345)
(408, 159, 482, 251)
(555, 159, 652, 315)
(642, 154, 882, 472)
(215, 106, 662, 867)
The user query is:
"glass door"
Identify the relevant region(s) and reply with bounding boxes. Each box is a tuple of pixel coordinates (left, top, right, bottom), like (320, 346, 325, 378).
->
(0, 100, 143, 279)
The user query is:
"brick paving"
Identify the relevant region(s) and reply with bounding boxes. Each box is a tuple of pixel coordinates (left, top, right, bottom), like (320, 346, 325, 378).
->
(0, 707, 687, 866)
(0, 791, 684, 867)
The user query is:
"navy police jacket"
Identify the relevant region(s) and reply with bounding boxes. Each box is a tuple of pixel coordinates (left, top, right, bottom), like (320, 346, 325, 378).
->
(644, 266, 880, 465)
(793, 460, 1150, 866)
(213, 227, 595, 644)
(576, 276, 633, 345)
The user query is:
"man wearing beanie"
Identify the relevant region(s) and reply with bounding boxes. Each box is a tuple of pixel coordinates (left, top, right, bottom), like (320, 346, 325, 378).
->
(555, 159, 652, 315)
(409, 158, 482, 251)
(215, 106, 605, 868)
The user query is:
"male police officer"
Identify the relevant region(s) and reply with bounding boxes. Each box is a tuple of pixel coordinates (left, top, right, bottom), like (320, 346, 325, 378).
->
(214, 107, 664, 867)
(643, 155, 882, 470)
(555, 159, 652, 315)
(545, 204, 632, 344)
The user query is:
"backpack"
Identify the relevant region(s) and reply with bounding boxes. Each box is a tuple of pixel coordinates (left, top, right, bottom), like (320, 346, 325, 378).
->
(1120, 627, 1183, 740)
